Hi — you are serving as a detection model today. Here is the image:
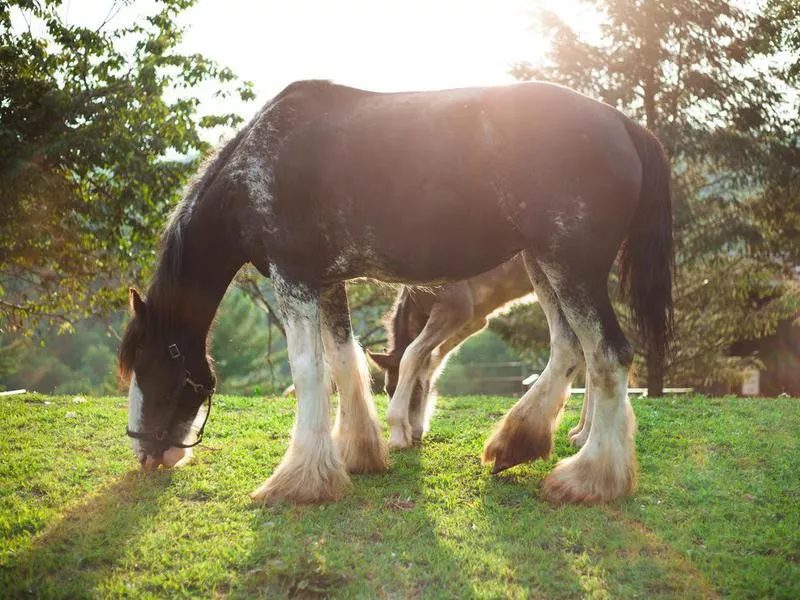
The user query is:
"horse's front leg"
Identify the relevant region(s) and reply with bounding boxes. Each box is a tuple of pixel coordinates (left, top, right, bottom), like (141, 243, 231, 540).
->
(387, 305, 467, 449)
(321, 283, 388, 474)
(407, 359, 432, 443)
(250, 268, 350, 504)
(408, 318, 487, 442)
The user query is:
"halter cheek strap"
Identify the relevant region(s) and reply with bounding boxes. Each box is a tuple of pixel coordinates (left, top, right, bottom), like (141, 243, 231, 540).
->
(125, 343, 215, 448)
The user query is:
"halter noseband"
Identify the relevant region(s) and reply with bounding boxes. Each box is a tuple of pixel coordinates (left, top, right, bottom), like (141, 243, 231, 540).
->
(126, 343, 215, 448)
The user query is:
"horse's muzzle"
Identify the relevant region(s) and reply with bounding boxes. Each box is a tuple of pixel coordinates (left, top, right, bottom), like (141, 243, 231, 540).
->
(135, 445, 192, 470)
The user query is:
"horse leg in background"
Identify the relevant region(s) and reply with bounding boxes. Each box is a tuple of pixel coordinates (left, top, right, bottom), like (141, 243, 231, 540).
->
(250, 267, 350, 504)
(568, 376, 589, 438)
(568, 375, 594, 448)
(387, 301, 471, 449)
(407, 362, 430, 443)
(320, 283, 388, 473)
(409, 317, 488, 441)
(483, 254, 584, 473)
(541, 265, 637, 504)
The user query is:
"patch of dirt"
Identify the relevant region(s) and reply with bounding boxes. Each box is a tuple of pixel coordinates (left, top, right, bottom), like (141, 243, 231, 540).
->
(383, 495, 416, 511)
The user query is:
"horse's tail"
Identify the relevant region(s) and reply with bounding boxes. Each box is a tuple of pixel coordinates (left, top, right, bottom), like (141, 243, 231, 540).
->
(618, 118, 674, 374)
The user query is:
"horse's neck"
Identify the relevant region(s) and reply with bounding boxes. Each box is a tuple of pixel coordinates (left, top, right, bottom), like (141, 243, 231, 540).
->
(158, 207, 245, 343)
(392, 293, 426, 354)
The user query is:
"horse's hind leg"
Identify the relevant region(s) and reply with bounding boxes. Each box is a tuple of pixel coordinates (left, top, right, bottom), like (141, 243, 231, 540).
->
(250, 267, 350, 504)
(540, 264, 636, 505)
(483, 253, 584, 473)
(387, 295, 472, 449)
(321, 283, 388, 473)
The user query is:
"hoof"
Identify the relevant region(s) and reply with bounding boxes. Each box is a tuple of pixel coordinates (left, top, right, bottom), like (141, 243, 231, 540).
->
(250, 439, 351, 504)
(333, 423, 388, 474)
(542, 449, 636, 505)
(482, 412, 553, 474)
(568, 427, 589, 449)
(567, 423, 583, 438)
(250, 465, 350, 505)
(388, 423, 413, 450)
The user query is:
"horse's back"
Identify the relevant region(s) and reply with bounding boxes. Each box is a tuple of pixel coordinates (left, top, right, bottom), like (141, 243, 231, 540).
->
(256, 80, 643, 283)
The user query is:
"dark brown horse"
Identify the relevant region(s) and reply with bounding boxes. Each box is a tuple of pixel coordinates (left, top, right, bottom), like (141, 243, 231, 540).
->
(119, 80, 673, 505)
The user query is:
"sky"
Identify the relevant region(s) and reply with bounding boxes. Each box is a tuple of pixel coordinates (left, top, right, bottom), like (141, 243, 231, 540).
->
(47, 0, 599, 137)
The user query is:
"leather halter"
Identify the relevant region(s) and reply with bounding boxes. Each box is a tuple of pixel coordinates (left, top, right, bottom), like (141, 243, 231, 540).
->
(125, 343, 215, 448)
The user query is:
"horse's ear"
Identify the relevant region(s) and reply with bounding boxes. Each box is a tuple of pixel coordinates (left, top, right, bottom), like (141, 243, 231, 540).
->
(368, 351, 399, 371)
(129, 288, 147, 319)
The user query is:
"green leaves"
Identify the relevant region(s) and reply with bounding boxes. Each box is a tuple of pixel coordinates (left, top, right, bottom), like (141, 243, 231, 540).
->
(501, 0, 800, 391)
(0, 0, 253, 333)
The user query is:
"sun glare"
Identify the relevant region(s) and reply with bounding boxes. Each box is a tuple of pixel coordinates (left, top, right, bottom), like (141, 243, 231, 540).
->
(179, 0, 546, 96)
(46, 0, 603, 133)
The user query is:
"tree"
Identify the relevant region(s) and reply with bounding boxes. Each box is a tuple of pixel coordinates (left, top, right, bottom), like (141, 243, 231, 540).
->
(0, 319, 121, 394)
(346, 280, 398, 350)
(497, 0, 800, 394)
(488, 301, 550, 371)
(210, 286, 290, 395)
(237, 266, 396, 388)
(0, 0, 253, 333)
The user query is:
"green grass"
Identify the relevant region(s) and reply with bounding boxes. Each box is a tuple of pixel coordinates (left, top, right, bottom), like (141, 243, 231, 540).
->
(1, 393, 798, 599)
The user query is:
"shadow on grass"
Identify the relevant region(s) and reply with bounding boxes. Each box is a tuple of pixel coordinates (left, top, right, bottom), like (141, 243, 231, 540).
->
(478, 409, 721, 599)
(1, 469, 174, 598)
(234, 444, 478, 599)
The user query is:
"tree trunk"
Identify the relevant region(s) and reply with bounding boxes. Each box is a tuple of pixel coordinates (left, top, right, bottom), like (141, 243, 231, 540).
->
(647, 351, 665, 397)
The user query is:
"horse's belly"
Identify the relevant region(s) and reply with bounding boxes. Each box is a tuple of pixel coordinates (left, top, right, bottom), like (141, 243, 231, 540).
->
(355, 214, 525, 284)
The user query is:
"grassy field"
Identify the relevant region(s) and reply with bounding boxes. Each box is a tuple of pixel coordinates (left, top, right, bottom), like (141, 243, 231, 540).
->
(0, 392, 798, 599)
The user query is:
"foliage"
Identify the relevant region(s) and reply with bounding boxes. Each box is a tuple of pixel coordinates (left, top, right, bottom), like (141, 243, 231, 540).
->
(496, 0, 800, 390)
(0, 285, 295, 396)
(488, 301, 551, 369)
(437, 328, 529, 396)
(210, 286, 290, 396)
(0, 320, 120, 395)
(1, 393, 798, 597)
(346, 280, 398, 350)
(239, 267, 397, 352)
(0, 0, 253, 332)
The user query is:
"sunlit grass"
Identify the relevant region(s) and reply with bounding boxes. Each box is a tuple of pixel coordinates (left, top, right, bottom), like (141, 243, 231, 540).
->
(1, 393, 798, 598)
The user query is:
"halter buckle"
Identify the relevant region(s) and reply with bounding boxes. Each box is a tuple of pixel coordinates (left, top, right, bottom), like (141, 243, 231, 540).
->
(168, 344, 181, 359)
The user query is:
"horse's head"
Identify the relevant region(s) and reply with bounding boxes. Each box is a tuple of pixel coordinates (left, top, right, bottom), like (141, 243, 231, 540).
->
(367, 351, 401, 397)
(369, 287, 429, 398)
(119, 288, 216, 469)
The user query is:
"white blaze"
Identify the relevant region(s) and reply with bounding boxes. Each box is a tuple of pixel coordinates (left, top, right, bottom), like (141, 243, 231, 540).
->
(127, 374, 144, 432)
(127, 375, 146, 462)
(126, 370, 194, 468)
